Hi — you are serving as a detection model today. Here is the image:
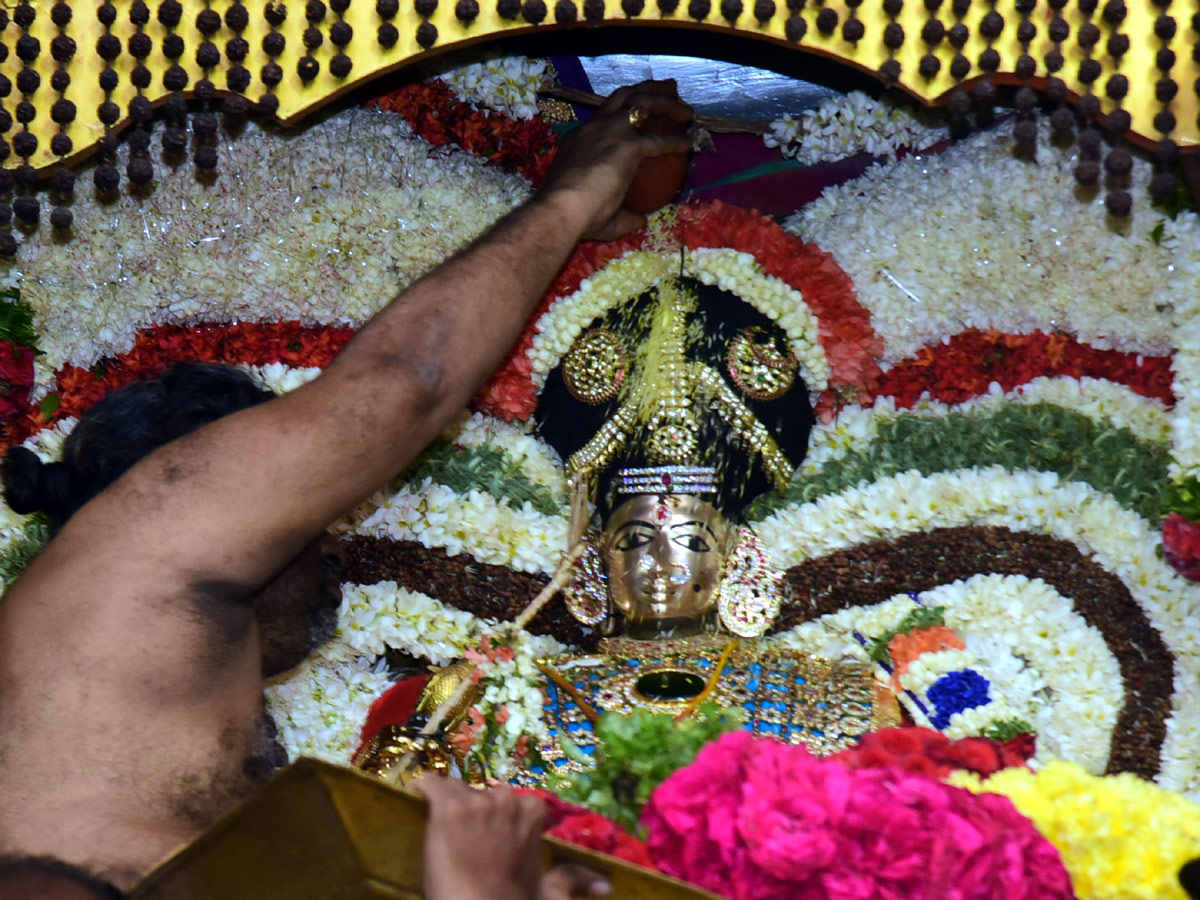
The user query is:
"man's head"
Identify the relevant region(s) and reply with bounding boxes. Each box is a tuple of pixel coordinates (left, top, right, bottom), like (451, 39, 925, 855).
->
(4, 362, 275, 533)
(0, 856, 127, 900)
(1, 362, 341, 675)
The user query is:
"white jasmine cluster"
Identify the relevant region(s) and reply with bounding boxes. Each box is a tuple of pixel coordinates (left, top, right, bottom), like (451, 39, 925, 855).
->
(441, 56, 550, 121)
(764, 91, 948, 165)
(5, 107, 530, 393)
(788, 121, 1197, 368)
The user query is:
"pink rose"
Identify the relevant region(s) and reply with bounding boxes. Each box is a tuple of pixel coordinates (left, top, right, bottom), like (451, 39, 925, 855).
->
(643, 733, 1073, 900)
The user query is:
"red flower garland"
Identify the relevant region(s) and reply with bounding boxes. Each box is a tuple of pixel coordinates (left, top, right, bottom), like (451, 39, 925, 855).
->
(829, 726, 1035, 781)
(1, 322, 355, 449)
(867, 329, 1174, 410)
(516, 788, 656, 869)
(471, 200, 882, 422)
(367, 80, 559, 187)
(0, 341, 35, 426)
(675, 201, 884, 406)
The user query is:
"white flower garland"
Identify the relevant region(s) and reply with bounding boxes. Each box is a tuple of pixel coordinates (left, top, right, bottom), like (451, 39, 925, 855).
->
(528, 250, 674, 386)
(355, 477, 567, 575)
(265, 652, 395, 764)
(265, 580, 566, 773)
(788, 121, 1198, 368)
(1160, 219, 1200, 479)
(768, 574, 1123, 774)
(764, 91, 948, 165)
(754, 466, 1200, 796)
(6, 107, 530, 393)
(527, 247, 830, 395)
(688, 248, 830, 392)
(444, 411, 567, 503)
(803, 376, 1170, 475)
(440, 56, 550, 121)
(246, 363, 324, 395)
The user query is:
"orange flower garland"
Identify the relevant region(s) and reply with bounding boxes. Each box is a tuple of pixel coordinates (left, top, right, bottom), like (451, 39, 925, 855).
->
(472, 200, 881, 422)
(887, 625, 966, 690)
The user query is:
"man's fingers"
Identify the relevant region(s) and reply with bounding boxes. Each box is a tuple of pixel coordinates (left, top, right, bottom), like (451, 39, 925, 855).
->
(624, 90, 693, 125)
(598, 84, 640, 114)
(516, 792, 548, 838)
(636, 131, 694, 158)
(597, 78, 680, 114)
(541, 863, 612, 899)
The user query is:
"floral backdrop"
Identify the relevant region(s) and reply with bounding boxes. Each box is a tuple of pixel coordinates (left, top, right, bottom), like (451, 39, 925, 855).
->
(1, 54, 1199, 900)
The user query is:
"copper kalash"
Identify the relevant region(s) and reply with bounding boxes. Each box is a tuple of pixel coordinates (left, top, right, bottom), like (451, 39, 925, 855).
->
(357, 273, 896, 784)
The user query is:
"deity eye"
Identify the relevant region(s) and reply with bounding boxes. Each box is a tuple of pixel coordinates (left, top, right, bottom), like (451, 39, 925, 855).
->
(726, 326, 798, 402)
(612, 525, 655, 552)
(672, 533, 710, 552)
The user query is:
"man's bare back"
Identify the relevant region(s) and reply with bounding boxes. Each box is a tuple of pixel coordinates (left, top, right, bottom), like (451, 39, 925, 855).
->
(0, 82, 692, 896)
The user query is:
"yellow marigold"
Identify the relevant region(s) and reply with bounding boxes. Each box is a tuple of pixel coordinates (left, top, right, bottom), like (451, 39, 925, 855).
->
(950, 760, 1200, 900)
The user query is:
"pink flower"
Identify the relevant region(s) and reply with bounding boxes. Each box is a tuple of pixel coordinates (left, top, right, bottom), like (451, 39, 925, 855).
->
(1163, 513, 1200, 582)
(643, 733, 1072, 900)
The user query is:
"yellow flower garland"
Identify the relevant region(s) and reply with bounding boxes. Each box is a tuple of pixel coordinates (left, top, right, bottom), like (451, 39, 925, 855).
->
(950, 761, 1200, 900)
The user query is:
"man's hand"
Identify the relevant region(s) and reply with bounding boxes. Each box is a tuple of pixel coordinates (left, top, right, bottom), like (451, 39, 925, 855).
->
(542, 80, 693, 242)
(415, 777, 610, 900)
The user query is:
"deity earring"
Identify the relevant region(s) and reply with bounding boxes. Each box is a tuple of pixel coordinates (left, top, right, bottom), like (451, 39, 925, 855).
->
(715, 527, 790, 638)
(562, 528, 609, 626)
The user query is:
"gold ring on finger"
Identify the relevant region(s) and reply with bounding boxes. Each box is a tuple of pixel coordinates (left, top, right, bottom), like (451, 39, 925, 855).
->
(628, 106, 649, 128)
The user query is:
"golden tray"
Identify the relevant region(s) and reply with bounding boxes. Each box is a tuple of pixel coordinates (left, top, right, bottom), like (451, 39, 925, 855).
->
(131, 758, 721, 900)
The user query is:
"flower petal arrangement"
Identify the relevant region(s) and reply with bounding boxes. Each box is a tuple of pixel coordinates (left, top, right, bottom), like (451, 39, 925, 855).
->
(643, 731, 1074, 900)
(0, 65, 1197, 899)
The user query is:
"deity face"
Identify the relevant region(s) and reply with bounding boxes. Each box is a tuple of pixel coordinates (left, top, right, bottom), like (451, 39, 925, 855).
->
(602, 493, 730, 636)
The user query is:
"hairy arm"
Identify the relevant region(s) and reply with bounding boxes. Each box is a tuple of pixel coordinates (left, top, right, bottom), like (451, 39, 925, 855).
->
(0, 84, 689, 879)
(7, 84, 691, 609)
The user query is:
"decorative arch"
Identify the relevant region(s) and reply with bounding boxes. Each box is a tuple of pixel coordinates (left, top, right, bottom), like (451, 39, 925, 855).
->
(4, 0, 1196, 174)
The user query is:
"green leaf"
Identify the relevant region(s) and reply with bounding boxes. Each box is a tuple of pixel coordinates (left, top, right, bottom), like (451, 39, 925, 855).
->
(39, 393, 60, 419)
(750, 404, 1170, 522)
(397, 438, 563, 517)
(0, 290, 39, 351)
(0, 514, 49, 598)
(981, 718, 1035, 742)
(1166, 476, 1200, 520)
(1151, 220, 1166, 245)
(550, 705, 740, 833)
(866, 606, 946, 664)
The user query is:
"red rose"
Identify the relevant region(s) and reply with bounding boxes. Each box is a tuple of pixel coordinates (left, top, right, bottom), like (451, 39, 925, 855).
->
(0, 342, 34, 425)
(999, 732, 1037, 768)
(1164, 513, 1200, 582)
(872, 727, 929, 756)
(951, 737, 1002, 777)
(548, 812, 656, 868)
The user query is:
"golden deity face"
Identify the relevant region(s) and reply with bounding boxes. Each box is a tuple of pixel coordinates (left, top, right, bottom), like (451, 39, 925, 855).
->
(601, 494, 730, 637)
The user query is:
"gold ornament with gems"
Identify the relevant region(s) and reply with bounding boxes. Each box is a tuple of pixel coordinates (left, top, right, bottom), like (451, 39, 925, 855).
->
(727, 326, 799, 402)
(562, 328, 629, 406)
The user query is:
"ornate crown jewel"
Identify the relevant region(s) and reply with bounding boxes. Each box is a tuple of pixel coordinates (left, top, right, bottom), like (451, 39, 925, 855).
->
(616, 465, 718, 496)
(561, 278, 797, 501)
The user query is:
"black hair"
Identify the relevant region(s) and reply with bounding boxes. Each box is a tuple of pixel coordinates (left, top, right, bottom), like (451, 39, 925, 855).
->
(1182, 858, 1200, 899)
(536, 277, 815, 521)
(2, 362, 274, 533)
(0, 856, 127, 900)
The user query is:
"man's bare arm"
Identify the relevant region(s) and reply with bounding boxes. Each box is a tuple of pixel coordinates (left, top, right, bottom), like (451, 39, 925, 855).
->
(7, 84, 692, 607)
